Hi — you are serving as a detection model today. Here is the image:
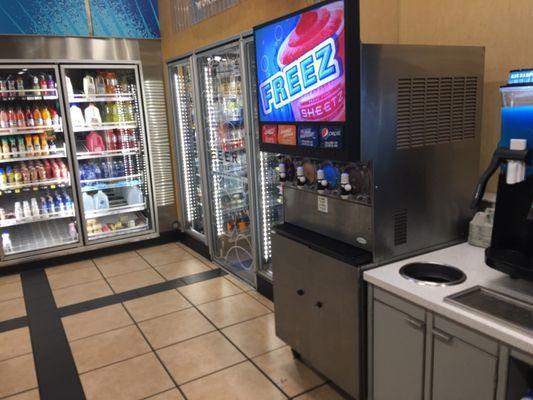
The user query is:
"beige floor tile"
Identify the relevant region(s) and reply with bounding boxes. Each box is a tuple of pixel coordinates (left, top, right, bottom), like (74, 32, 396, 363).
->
(294, 384, 346, 400)
(62, 304, 133, 342)
(247, 291, 274, 311)
(145, 388, 184, 400)
(52, 279, 113, 308)
(157, 331, 245, 384)
(0, 327, 32, 362)
(181, 361, 286, 400)
(197, 293, 270, 328)
(139, 246, 194, 267)
(70, 325, 151, 373)
(224, 274, 254, 292)
(154, 258, 211, 281)
(123, 290, 191, 322)
(106, 269, 164, 293)
(92, 250, 139, 267)
(0, 354, 37, 398)
(137, 243, 181, 256)
(3, 388, 40, 399)
(178, 277, 242, 305)
(47, 265, 103, 290)
(0, 281, 23, 302)
(80, 353, 174, 400)
(254, 346, 324, 397)
(95, 254, 152, 278)
(45, 259, 95, 276)
(0, 274, 21, 285)
(139, 308, 215, 349)
(221, 314, 284, 358)
(0, 298, 26, 322)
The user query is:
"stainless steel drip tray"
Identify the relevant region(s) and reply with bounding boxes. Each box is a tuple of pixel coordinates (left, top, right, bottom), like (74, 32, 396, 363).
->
(445, 286, 533, 335)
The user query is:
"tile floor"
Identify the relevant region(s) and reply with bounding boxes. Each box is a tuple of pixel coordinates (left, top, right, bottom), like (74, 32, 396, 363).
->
(0, 242, 348, 400)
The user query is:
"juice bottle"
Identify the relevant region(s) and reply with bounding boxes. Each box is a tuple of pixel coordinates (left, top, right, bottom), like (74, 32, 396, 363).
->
(7, 108, 16, 128)
(40, 134, 49, 155)
(2, 139, 10, 158)
(0, 168, 6, 187)
(110, 102, 119, 122)
(16, 75, 24, 96)
(20, 163, 30, 183)
(50, 107, 59, 126)
(51, 160, 61, 179)
(16, 108, 25, 127)
(0, 108, 8, 128)
(104, 130, 117, 150)
(41, 106, 51, 126)
(49, 137, 57, 153)
(6, 166, 14, 184)
(17, 136, 26, 155)
(32, 134, 41, 155)
(6, 75, 16, 95)
(37, 162, 46, 181)
(13, 166, 22, 185)
(25, 135, 34, 156)
(58, 160, 68, 180)
(43, 160, 52, 179)
(105, 72, 117, 94)
(33, 106, 42, 126)
(0, 78, 7, 98)
(9, 137, 17, 157)
(31, 75, 40, 95)
(29, 162, 38, 182)
(46, 74, 55, 96)
(25, 107, 34, 127)
(95, 73, 106, 94)
(39, 75, 47, 94)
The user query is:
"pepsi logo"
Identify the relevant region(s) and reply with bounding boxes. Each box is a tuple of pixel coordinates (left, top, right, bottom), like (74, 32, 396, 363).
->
(321, 128, 330, 138)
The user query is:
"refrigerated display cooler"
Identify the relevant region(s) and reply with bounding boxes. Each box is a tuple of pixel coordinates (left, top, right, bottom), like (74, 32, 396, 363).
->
(169, 35, 283, 286)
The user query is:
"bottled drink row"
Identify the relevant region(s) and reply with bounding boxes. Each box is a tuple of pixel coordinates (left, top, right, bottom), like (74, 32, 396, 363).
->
(82, 129, 138, 153)
(0, 74, 57, 97)
(0, 134, 62, 159)
(82, 186, 143, 212)
(1, 191, 74, 221)
(70, 102, 135, 127)
(0, 105, 60, 129)
(86, 215, 144, 237)
(67, 71, 129, 96)
(0, 159, 69, 188)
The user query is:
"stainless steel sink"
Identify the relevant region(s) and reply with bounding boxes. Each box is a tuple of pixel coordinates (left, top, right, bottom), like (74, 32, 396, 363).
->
(400, 262, 467, 287)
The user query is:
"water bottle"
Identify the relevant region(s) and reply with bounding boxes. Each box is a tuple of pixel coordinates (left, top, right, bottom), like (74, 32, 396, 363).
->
(40, 197, 48, 216)
(54, 194, 63, 213)
(47, 195, 55, 214)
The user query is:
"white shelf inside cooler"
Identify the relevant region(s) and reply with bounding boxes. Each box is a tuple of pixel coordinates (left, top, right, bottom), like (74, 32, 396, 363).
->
(76, 148, 140, 160)
(80, 179, 142, 192)
(86, 211, 149, 240)
(0, 125, 63, 137)
(72, 122, 137, 132)
(0, 88, 59, 100)
(80, 174, 142, 185)
(0, 178, 70, 193)
(85, 203, 145, 219)
(0, 147, 67, 163)
(87, 223, 148, 240)
(69, 93, 134, 103)
(0, 210, 75, 228)
(3, 218, 77, 256)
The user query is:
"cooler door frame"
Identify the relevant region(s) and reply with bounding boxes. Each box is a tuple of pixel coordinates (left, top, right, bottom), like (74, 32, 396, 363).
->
(59, 62, 158, 247)
(194, 38, 258, 285)
(168, 56, 211, 245)
(0, 63, 83, 262)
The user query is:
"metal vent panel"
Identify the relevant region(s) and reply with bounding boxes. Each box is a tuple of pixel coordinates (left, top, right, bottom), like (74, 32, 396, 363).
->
(144, 80, 175, 207)
(394, 209, 408, 246)
(396, 76, 478, 149)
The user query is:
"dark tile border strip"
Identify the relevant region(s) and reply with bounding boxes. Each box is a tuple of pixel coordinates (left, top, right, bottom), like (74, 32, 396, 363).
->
(0, 315, 28, 333)
(21, 269, 86, 400)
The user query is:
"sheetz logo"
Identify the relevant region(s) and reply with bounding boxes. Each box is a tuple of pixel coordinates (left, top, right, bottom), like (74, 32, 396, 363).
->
(260, 38, 340, 115)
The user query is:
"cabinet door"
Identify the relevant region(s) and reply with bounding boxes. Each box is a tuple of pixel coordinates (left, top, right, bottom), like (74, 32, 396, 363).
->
(373, 300, 425, 400)
(432, 330, 497, 400)
(271, 234, 312, 353)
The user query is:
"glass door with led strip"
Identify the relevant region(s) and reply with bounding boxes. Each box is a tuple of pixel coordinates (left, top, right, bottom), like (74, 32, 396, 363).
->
(169, 59, 207, 242)
(0, 65, 81, 259)
(196, 44, 256, 284)
(61, 65, 155, 244)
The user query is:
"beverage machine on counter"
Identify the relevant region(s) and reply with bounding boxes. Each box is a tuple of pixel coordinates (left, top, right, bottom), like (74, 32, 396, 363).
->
(254, 0, 485, 398)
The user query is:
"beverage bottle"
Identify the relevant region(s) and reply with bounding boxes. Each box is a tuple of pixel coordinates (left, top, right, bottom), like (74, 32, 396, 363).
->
(25, 135, 34, 156)
(33, 106, 43, 126)
(46, 74, 55, 96)
(43, 160, 52, 180)
(9, 137, 17, 157)
(105, 72, 117, 94)
(23, 201, 32, 218)
(30, 198, 39, 217)
(29, 163, 38, 182)
(64, 192, 73, 211)
(58, 160, 68, 180)
(25, 107, 34, 127)
(296, 166, 306, 188)
(0, 77, 7, 98)
(20, 163, 30, 183)
(100, 161, 109, 178)
(0, 108, 8, 128)
(93, 162, 102, 179)
(50, 107, 59, 126)
(68, 222, 78, 240)
(104, 130, 117, 150)
(13, 166, 22, 185)
(41, 106, 51, 126)
(6, 75, 16, 95)
(16, 108, 25, 127)
(106, 161, 113, 177)
(51, 160, 61, 180)
(2, 231, 13, 253)
(16, 75, 24, 96)
(118, 160, 125, 177)
(36, 162, 46, 181)
(40, 134, 49, 155)
(40, 197, 48, 216)
(32, 134, 41, 154)
(7, 107, 16, 128)
(49, 138, 57, 153)
(2, 139, 10, 158)
(110, 102, 119, 122)
(6, 166, 14, 184)
(47, 195, 55, 213)
(0, 168, 6, 188)
(54, 193, 64, 213)
(31, 75, 40, 95)
(17, 136, 26, 155)
(95, 74, 106, 94)
(14, 202, 23, 219)
(39, 75, 47, 94)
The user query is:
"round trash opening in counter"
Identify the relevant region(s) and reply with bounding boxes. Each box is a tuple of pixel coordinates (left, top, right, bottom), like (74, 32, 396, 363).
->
(399, 262, 467, 287)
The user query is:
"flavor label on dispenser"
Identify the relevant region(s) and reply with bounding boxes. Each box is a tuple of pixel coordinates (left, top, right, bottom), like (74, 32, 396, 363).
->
(297, 126, 318, 147)
(319, 126, 343, 149)
(278, 125, 297, 145)
(261, 124, 278, 144)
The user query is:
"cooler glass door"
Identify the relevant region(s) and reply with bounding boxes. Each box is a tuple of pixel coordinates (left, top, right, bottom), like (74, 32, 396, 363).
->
(169, 59, 207, 241)
(60, 64, 155, 244)
(196, 44, 256, 284)
(0, 65, 81, 260)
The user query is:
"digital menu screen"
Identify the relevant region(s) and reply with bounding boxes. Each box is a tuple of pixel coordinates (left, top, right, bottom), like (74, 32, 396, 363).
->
(254, 0, 345, 123)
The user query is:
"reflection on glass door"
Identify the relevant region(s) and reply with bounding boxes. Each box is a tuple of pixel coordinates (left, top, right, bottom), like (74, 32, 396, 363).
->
(197, 46, 255, 284)
(170, 61, 205, 238)
(0, 65, 79, 258)
(62, 65, 154, 243)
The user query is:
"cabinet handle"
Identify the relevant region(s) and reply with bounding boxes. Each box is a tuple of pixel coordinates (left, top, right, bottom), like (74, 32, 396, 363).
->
(315, 301, 323, 308)
(296, 289, 305, 296)
(433, 329, 453, 343)
(405, 317, 425, 330)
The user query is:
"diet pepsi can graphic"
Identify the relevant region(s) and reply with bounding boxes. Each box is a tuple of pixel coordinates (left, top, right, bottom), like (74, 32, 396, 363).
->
(297, 126, 318, 147)
(319, 126, 343, 149)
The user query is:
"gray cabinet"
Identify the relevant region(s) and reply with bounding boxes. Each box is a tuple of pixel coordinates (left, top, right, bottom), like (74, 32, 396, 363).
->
(273, 233, 361, 398)
(373, 300, 425, 400)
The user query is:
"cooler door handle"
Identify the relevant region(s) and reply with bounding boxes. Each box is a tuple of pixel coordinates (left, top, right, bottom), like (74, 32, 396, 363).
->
(405, 317, 425, 330)
(433, 329, 453, 343)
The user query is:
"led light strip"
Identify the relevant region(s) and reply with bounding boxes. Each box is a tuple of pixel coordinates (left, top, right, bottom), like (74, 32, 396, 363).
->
(259, 151, 271, 262)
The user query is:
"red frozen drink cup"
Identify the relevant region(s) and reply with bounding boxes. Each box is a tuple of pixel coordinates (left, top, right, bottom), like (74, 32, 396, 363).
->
(277, 1, 345, 122)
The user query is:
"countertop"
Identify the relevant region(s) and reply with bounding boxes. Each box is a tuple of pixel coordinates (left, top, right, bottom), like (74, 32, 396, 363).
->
(364, 243, 533, 355)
